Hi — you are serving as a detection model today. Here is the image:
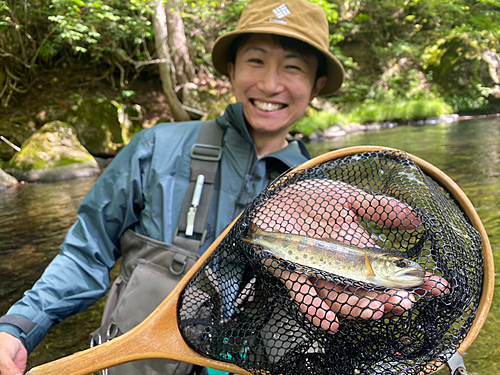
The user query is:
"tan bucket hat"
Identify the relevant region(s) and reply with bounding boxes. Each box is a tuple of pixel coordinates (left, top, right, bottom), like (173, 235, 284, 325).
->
(212, 0, 345, 96)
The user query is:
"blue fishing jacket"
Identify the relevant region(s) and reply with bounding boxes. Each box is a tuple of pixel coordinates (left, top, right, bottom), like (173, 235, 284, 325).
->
(0, 102, 311, 353)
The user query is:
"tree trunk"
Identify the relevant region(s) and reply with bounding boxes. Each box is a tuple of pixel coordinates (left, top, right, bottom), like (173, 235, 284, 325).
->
(152, 0, 191, 122)
(166, 0, 195, 85)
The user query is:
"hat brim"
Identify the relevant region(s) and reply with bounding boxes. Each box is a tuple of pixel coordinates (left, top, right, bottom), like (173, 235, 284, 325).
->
(212, 26, 345, 96)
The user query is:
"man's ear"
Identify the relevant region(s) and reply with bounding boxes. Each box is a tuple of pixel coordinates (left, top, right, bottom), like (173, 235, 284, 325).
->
(227, 62, 235, 81)
(310, 76, 328, 99)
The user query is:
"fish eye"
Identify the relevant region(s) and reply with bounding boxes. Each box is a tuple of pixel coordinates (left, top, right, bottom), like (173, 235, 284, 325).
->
(395, 260, 409, 268)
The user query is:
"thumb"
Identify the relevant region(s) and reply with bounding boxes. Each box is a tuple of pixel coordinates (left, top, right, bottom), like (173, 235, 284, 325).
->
(0, 351, 22, 375)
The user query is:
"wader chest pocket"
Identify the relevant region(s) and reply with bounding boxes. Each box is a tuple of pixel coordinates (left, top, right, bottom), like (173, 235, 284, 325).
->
(110, 252, 198, 335)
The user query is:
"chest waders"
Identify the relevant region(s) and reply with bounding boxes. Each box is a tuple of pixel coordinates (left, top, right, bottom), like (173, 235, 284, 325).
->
(89, 120, 224, 375)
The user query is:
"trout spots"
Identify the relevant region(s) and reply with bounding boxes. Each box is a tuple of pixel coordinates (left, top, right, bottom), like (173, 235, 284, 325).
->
(282, 235, 292, 248)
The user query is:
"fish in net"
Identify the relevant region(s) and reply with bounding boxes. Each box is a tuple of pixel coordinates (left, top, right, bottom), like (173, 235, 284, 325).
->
(178, 149, 484, 375)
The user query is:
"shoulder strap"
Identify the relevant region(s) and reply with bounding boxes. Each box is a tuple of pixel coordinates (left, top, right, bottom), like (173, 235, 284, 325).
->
(173, 120, 224, 253)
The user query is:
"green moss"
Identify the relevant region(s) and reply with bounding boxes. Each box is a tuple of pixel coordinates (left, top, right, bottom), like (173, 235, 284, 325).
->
(66, 97, 124, 156)
(54, 155, 94, 168)
(8, 121, 96, 171)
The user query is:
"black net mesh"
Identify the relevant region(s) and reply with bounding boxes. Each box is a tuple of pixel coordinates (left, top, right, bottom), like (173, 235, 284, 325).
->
(178, 149, 484, 375)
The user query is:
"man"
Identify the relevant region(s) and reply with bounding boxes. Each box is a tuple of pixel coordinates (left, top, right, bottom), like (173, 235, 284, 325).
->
(0, 0, 341, 374)
(0, 0, 448, 374)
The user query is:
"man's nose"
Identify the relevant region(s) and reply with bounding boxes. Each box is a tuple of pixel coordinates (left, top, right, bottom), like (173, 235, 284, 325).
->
(257, 65, 285, 94)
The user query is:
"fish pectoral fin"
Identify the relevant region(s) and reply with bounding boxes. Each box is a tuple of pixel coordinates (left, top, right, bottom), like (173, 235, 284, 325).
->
(364, 250, 376, 278)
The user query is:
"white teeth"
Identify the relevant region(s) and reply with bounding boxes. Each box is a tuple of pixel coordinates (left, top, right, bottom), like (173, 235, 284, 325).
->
(253, 100, 284, 111)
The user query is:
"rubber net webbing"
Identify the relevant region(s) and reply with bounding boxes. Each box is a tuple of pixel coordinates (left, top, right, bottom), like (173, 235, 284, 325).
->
(178, 149, 484, 375)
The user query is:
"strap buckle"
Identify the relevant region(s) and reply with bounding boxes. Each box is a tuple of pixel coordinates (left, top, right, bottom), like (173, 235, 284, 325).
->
(190, 143, 222, 162)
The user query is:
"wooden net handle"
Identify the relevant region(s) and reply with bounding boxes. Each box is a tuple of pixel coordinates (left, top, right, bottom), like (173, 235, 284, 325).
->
(26, 217, 252, 375)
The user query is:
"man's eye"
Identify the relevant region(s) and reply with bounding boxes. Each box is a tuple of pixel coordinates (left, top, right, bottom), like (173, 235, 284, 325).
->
(287, 65, 302, 71)
(249, 58, 263, 64)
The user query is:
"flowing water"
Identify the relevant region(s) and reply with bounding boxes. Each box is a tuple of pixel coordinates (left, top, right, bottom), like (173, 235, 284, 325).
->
(0, 117, 498, 374)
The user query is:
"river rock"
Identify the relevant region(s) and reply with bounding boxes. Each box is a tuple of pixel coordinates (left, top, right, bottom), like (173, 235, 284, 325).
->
(6, 121, 100, 183)
(0, 168, 18, 188)
(65, 98, 124, 157)
(324, 125, 346, 138)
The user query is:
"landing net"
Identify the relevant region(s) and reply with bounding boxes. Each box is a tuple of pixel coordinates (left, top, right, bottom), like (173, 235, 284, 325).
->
(178, 149, 484, 375)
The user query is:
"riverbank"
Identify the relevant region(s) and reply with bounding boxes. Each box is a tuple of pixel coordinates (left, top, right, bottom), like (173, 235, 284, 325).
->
(2, 109, 499, 189)
(294, 112, 500, 143)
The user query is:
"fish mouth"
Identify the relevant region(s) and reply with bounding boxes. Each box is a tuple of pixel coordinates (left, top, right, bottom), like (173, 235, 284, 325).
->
(402, 268, 426, 278)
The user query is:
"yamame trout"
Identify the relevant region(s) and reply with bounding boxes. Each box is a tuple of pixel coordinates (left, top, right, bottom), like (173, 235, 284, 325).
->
(242, 224, 425, 289)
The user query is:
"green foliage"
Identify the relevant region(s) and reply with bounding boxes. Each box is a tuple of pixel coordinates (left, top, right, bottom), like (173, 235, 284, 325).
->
(292, 97, 453, 137)
(346, 98, 452, 124)
(1, 0, 500, 119)
(292, 108, 347, 136)
(444, 95, 492, 114)
(47, 0, 153, 60)
(333, 0, 500, 108)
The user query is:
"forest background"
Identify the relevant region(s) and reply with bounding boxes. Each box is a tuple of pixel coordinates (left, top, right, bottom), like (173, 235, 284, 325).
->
(0, 0, 499, 367)
(1, 0, 500, 151)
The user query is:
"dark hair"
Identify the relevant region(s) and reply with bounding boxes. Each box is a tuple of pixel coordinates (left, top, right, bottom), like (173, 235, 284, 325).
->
(228, 33, 327, 82)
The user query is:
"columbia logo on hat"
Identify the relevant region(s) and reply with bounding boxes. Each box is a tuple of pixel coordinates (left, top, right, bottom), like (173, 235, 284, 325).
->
(270, 3, 290, 24)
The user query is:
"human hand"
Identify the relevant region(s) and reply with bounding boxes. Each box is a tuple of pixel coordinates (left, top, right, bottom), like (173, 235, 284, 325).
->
(0, 332, 27, 375)
(266, 260, 450, 334)
(253, 179, 449, 332)
(253, 179, 421, 247)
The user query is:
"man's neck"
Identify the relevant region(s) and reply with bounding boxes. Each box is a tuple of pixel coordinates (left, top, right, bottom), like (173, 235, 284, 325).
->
(252, 132, 289, 159)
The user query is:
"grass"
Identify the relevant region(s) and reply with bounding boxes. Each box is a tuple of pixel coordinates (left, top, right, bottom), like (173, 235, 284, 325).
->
(293, 98, 453, 136)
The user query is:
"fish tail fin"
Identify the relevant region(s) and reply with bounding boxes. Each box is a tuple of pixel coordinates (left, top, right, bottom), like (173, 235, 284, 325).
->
(364, 250, 376, 278)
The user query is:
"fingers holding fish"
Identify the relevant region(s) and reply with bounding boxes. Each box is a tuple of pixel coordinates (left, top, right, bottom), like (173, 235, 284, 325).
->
(349, 193, 421, 230)
(254, 179, 420, 246)
(270, 266, 339, 334)
(261, 257, 449, 335)
(314, 281, 386, 320)
(413, 272, 450, 296)
(288, 276, 415, 323)
(376, 289, 416, 316)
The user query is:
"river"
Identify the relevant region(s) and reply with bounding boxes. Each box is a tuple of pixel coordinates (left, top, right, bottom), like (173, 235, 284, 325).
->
(0, 117, 498, 374)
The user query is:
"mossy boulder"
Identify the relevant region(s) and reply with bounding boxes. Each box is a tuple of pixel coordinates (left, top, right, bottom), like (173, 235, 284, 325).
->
(6, 121, 100, 183)
(65, 97, 124, 157)
(0, 168, 18, 188)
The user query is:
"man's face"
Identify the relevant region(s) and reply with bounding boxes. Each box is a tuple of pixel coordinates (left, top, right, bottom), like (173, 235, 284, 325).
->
(228, 34, 327, 139)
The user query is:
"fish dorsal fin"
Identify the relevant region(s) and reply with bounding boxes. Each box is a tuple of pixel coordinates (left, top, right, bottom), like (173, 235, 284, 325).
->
(364, 250, 376, 278)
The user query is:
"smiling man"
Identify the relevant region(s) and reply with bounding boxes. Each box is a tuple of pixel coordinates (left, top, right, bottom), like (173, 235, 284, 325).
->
(0, 1, 346, 375)
(212, 0, 344, 158)
(227, 34, 327, 157)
